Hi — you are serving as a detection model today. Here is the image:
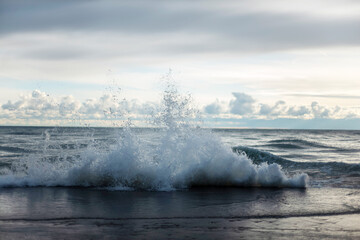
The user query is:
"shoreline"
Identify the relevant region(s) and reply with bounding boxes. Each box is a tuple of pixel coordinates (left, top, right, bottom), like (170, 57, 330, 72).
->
(0, 187, 359, 239)
(1, 213, 359, 239)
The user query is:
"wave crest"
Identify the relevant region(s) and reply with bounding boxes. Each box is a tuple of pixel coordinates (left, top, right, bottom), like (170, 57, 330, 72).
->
(1, 129, 308, 190)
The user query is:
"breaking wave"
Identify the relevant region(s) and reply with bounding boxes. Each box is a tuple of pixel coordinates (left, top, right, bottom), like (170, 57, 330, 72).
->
(0, 84, 308, 190)
(234, 146, 360, 183)
(265, 138, 359, 153)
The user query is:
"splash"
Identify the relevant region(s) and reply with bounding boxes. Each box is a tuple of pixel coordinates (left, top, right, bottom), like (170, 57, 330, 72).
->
(0, 82, 308, 190)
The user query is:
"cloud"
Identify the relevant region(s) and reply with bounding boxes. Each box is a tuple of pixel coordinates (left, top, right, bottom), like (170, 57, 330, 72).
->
(259, 100, 287, 117)
(1, 0, 359, 57)
(0, 90, 156, 123)
(229, 92, 255, 116)
(311, 101, 331, 118)
(1, 0, 360, 105)
(204, 99, 224, 115)
(58, 96, 81, 117)
(286, 94, 360, 99)
(208, 92, 359, 120)
(1, 90, 58, 118)
(1, 90, 359, 127)
(287, 106, 311, 116)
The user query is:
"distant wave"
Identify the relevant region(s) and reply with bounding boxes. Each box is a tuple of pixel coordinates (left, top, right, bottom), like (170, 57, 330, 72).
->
(266, 138, 359, 153)
(262, 143, 305, 149)
(0, 146, 36, 154)
(5, 131, 41, 136)
(268, 139, 335, 149)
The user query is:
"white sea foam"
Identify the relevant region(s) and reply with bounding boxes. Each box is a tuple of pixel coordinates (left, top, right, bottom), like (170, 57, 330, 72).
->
(0, 83, 308, 189)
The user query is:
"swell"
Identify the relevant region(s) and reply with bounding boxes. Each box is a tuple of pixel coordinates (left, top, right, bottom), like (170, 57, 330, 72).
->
(269, 139, 333, 149)
(234, 146, 360, 175)
(262, 143, 305, 149)
(0, 146, 36, 154)
(266, 138, 359, 152)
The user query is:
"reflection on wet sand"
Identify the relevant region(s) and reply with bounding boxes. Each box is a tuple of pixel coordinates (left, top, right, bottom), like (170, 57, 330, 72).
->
(0, 187, 359, 239)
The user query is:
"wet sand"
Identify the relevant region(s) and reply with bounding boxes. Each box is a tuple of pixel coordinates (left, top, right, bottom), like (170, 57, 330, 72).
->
(0, 187, 359, 239)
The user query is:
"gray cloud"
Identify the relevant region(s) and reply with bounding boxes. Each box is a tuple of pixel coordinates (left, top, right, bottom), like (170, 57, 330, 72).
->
(259, 100, 286, 117)
(0, 1, 207, 34)
(23, 48, 91, 61)
(311, 101, 330, 118)
(287, 106, 311, 116)
(204, 100, 223, 115)
(229, 92, 255, 115)
(1, 0, 359, 59)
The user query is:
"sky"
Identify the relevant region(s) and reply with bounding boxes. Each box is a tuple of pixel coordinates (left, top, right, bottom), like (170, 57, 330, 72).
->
(1, 0, 360, 129)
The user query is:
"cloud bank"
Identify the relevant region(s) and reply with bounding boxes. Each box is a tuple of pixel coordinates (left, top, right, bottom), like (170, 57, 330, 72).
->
(0, 90, 156, 126)
(1, 90, 359, 128)
(204, 92, 358, 120)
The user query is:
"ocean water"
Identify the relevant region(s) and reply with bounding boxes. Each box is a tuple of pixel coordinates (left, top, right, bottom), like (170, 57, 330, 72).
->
(0, 126, 359, 189)
(0, 127, 360, 239)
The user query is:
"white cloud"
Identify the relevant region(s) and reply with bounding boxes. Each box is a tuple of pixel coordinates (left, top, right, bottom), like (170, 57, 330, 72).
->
(0, 90, 156, 125)
(0, 90, 359, 127)
(208, 93, 360, 120)
(1, 90, 58, 119)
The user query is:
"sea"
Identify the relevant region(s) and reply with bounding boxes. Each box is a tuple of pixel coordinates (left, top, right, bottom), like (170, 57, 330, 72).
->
(0, 127, 359, 189)
(0, 126, 359, 239)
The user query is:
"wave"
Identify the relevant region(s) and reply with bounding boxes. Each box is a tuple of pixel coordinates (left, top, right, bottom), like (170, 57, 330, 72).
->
(0, 146, 36, 154)
(262, 143, 305, 149)
(0, 128, 308, 190)
(267, 139, 360, 153)
(268, 139, 335, 149)
(234, 146, 360, 177)
(0, 84, 308, 190)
